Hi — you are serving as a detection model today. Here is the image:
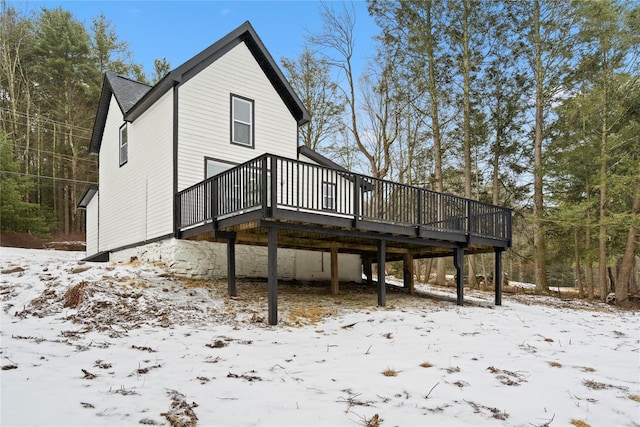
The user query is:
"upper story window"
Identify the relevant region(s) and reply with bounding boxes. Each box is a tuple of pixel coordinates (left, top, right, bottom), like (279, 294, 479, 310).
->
(231, 95, 254, 148)
(119, 123, 128, 166)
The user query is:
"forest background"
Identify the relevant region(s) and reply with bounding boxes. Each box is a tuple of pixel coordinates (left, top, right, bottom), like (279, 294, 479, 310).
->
(1, 0, 638, 304)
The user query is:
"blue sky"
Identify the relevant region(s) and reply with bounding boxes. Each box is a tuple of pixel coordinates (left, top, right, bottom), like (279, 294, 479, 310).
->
(22, 1, 379, 79)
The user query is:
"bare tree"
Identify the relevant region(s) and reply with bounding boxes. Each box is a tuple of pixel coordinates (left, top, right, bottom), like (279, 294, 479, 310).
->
(281, 48, 344, 151)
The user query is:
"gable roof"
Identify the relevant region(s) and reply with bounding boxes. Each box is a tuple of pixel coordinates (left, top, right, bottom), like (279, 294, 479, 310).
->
(89, 21, 311, 155)
(89, 74, 152, 154)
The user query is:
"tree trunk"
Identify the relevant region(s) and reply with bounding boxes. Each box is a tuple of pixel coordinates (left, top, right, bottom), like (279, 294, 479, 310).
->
(457, 0, 476, 288)
(574, 226, 584, 298)
(598, 75, 609, 301)
(615, 179, 640, 306)
(423, 1, 446, 287)
(585, 176, 594, 300)
(533, 0, 549, 293)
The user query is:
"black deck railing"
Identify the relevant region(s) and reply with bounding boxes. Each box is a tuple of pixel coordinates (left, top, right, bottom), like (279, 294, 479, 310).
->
(176, 153, 512, 244)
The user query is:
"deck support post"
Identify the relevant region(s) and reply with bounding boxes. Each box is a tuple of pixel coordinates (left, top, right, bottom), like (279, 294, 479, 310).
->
(453, 247, 464, 306)
(495, 248, 503, 306)
(267, 227, 278, 325)
(403, 253, 414, 295)
(363, 256, 373, 285)
(227, 233, 237, 297)
(377, 239, 386, 307)
(330, 246, 339, 295)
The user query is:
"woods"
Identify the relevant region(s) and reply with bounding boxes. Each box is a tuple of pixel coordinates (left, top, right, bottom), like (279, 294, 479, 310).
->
(1, 1, 638, 303)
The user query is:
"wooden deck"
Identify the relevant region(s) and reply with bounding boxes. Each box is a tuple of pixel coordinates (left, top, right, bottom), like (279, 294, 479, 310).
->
(175, 153, 512, 324)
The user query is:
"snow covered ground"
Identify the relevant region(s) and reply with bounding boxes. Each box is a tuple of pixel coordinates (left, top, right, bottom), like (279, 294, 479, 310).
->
(1, 247, 638, 427)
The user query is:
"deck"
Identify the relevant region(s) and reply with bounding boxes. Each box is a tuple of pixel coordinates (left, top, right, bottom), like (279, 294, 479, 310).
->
(175, 153, 512, 324)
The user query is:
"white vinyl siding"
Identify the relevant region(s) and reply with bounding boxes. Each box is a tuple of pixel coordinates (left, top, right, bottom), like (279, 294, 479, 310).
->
(85, 193, 98, 256)
(97, 91, 173, 252)
(177, 41, 298, 191)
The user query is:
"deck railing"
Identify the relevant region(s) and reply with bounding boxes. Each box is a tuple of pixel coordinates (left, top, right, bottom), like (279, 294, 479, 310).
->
(176, 153, 512, 244)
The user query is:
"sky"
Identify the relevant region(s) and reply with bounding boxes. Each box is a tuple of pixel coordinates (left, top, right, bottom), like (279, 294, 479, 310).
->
(20, 1, 380, 79)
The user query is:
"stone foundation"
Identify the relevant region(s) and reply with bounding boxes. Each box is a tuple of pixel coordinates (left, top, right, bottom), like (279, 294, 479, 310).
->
(111, 238, 362, 282)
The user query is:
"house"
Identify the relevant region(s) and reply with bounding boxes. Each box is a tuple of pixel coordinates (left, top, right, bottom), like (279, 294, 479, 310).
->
(79, 21, 362, 281)
(79, 21, 512, 325)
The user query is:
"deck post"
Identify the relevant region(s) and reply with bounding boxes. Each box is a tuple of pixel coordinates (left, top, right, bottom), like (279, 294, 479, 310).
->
(363, 256, 373, 285)
(495, 248, 503, 306)
(211, 176, 218, 222)
(403, 253, 415, 295)
(453, 247, 464, 306)
(226, 233, 237, 297)
(377, 239, 386, 306)
(173, 193, 181, 238)
(270, 155, 278, 217)
(267, 227, 278, 325)
(261, 156, 269, 217)
(353, 175, 361, 228)
(330, 246, 339, 295)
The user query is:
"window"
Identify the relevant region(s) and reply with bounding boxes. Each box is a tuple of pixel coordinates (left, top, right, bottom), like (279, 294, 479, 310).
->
(205, 158, 234, 179)
(119, 123, 128, 166)
(231, 95, 254, 147)
(322, 182, 336, 211)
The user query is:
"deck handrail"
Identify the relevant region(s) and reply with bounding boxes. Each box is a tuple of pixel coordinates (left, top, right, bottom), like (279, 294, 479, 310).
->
(176, 153, 512, 244)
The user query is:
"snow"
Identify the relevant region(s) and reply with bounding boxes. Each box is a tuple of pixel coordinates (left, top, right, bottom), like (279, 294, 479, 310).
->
(1, 247, 639, 427)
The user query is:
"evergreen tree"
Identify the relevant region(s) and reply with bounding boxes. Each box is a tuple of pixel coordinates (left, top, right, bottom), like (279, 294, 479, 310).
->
(32, 7, 98, 233)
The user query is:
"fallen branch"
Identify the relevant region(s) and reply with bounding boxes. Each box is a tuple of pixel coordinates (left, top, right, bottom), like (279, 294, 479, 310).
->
(425, 382, 439, 399)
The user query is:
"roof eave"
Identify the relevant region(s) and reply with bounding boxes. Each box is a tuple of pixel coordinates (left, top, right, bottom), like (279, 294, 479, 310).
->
(77, 184, 98, 209)
(89, 75, 113, 155)
(298, 146, 347, 172)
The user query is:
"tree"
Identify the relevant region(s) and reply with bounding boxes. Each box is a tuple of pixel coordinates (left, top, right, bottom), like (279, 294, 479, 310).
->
(32, 7, 98, 233)
(90, 13, 147, 82)
(0, 131, 51, 234)
(519, 0, 577, 293)
(369, 0, 453, 285)
(0, 1, 34, 173)
(281, 48, 343, 151)
(152, 57, 171, 84)
(573, 0, 639, 300)
(445, 0, 492, 285)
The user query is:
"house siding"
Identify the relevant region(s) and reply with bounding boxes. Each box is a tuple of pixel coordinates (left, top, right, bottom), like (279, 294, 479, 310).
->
(97, 91, 173, 252)
(85, 193, 98, 256)
(177, 41, 297, 191)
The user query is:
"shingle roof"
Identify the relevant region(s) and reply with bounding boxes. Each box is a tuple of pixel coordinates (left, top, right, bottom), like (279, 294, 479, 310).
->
(89, 21, 310, 155)
(107, 73, 152, 114)
(89, 74, 151, 154)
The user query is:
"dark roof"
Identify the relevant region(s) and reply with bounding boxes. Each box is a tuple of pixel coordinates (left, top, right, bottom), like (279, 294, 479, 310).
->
(90, 21, 310, 155)
(298, 146, 373, 192)
(298, 146, 348, 172)
(77, 184, 98, 209)
(89, 74, 151, 154)
(108, 73, 152, 113)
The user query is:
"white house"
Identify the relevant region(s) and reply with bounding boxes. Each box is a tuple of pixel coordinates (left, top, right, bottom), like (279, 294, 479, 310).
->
(79, 21, 512, 325)
(78, 21, 362, 282)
